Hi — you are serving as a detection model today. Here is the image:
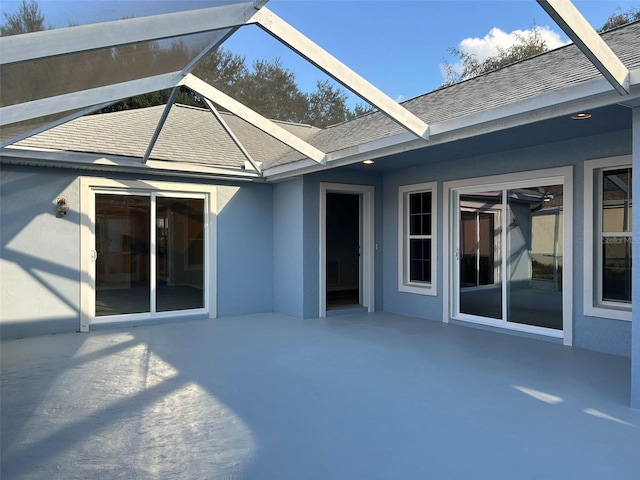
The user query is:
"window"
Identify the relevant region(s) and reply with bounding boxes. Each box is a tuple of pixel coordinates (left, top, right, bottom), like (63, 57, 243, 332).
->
(398, 182, 437, 295)
(584, 157, 632, 321)
(601, 168, 632, 302)
(79, 177, 216, 331)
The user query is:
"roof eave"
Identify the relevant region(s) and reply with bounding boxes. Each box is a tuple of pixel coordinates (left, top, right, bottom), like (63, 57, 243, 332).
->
(0, 147, 262, 182)
(263, 69, 640, 182)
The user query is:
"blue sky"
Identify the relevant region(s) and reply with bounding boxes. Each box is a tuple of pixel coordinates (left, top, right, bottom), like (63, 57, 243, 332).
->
(3, 0, 639, 103)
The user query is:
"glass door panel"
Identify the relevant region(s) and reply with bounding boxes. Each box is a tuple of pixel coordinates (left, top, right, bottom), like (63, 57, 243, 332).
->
(506, 185, 563, 330)
(156, 197, 205, 312)
(458, 192, 502, 320)
(95, 194, 150, 316)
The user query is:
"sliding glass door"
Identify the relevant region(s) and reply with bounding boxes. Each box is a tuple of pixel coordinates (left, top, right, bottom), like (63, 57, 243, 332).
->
(453, 179, 565, 334)
(95, 191, 206, 319)
(459, 192, 502, 319)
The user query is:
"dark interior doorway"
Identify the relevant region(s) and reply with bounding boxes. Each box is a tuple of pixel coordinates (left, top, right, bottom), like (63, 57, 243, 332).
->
(326, 193, 361, 309)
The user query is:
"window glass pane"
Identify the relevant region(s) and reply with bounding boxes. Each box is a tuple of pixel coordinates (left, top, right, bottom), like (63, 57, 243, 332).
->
(602, 237, 632, 302)
(95, 194, 151, 316)
(421, 192, 432, 214)
(156, 197, 205, 312)
(408, 191, 431, 235)
(409, 213, 422, 236)
(410, 239, 431, 283)
(458, 191, 502, 319)
(602, 168, 632, 232)
(410, 192, 422, 214)
(603, 203, 632, 232)
(507, 185, 563, 330)
(421, 212, 432, 236)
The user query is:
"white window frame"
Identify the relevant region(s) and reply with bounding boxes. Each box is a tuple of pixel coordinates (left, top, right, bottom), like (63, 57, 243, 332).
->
(584, 155, 632, 321)
(79, 177, 217, 332)
(398, 182, 437, 295)
(443, 166, 573, 345)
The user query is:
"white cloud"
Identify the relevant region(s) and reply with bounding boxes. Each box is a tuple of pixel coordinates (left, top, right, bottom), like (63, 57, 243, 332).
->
(459, 26, 567, 62)
(441, 26, 569, 80)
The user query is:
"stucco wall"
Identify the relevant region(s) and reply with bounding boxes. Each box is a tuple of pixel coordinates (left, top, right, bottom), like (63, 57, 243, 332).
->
(383, 129, 633, 357)
(302, 169, 384, 318)
(0, 166, 274, 338)
(216, 183, 273, 316)
(273, 178, 304, 317)
(1, 165, 81, 338)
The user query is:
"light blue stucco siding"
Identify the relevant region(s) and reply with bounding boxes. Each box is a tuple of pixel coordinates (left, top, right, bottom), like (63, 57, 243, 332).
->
(216, 183, 273, 316)
(382, 129, 633, 357)
(301, 170, 384, 318)
(632, 107, 640, 409)
(273, 178, 305, 317)
(1, 165, 81, 338)
(0, 166, 274, 337)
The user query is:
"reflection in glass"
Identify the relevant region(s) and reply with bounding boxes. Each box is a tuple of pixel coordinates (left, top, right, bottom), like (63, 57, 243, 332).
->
(602, 237, 632, 302)
(459, 192, 502, 319)
(95, 194, 150, 316)
(507, 185, 563, 330)
(602, 168, 632, 232)
(600, 168, 632, 304)
(156, 197, 204, 312)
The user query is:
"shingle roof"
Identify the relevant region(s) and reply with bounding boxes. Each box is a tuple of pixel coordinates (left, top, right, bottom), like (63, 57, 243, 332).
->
(16, 103, 320, 168)
(273, 21, 640, 166)
(13, 21, 640, 172)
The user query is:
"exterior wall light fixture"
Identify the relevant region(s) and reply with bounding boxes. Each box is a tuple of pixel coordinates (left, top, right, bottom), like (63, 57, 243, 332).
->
(56, 197, 69, 216)
(571, 113, 592, 120)
(362, 159, 374, 165)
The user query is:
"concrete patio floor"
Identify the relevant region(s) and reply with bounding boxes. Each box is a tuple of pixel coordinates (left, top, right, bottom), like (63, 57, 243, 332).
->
(2, 312, 639, 479)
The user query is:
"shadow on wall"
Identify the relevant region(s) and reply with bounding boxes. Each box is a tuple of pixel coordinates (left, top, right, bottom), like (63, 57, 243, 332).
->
(0, 169, 276, 337)
(1, 167, 82, 338)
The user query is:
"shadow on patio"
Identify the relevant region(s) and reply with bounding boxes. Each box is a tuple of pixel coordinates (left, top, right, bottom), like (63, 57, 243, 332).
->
(2, 312, 639, 479)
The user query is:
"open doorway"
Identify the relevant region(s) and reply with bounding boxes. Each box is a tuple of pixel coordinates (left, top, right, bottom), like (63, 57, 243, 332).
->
(326, 193, 361, 308)
(319, 183, 375, 317)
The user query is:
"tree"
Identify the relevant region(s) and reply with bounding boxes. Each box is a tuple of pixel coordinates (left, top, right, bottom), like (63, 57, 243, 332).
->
(442, 26, 548, 86)
(1, 0, 46, 36)
(599, 7, 640, 32)
(305, 80, 352, 127)
(1, 1, 371, 126)
(235, 58, 309, 123)
(192, 48, 249, 97)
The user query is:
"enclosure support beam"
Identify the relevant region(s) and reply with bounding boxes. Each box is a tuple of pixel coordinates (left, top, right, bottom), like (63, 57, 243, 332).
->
(0, 2, 265, 65)
(251, 7, 430, 139)
(537, 0, 629, 95)
(142, 87, 180, 164)
(0, 72, 184, 126)
(181, 74, 326, 164)
(202, 97, 263, 175)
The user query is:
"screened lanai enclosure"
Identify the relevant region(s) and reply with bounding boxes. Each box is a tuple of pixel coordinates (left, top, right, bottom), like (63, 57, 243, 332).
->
(1, 0, 640, 415)
(0, 0, 431, 175)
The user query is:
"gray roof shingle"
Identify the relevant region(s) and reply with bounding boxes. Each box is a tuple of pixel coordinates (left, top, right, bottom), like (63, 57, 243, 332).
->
(13, 21, 640, 171)
(273, 21, 640, 166)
